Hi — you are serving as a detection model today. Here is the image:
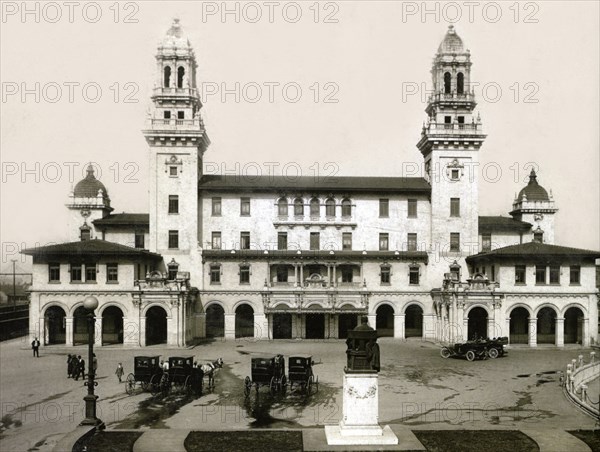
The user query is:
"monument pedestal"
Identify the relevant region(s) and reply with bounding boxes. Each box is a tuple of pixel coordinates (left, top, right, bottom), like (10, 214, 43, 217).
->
(325, 371, 398, 445)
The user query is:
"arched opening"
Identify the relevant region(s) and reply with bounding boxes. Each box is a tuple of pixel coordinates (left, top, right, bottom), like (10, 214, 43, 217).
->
(509, 307, 529, 344)
(73, 306, 90, 345)
(405, 305, 423, 338)
(376, 304, 394, 337)
(277, 198, 288, 216)
(235, 304, 254, 338)
(305, 313, 325, 339)
(467, 307, 488, 340)
(206, 304, 224, 338)
(146, 306, 167, 345)
(457, 72, 464, 94)
(338, 314, 358, 339)
(310, 198, 320, 217)
(177, 66, 185, 88)
(164, 66, 171, 88)
(273, 313, 292, 339)
(537, 307, 556, 344)
(102, 306, 123, 344)
(444, 72, 451, 94)
(293, 198, 304, 216)
(325, 198, 335, 217)
(45, 306, 66, 344)
(564, 307, 584, 344)
(341, 198, 352, 217)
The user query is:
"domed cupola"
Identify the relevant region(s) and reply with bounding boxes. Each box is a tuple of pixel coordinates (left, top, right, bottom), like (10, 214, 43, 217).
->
(73, 165, 110, 201)
(437, 25, 465, 54)
(517, 169, 549, 202)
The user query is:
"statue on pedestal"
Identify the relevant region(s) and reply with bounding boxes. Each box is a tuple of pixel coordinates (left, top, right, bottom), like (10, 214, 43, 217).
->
(345, 316, 379, 372)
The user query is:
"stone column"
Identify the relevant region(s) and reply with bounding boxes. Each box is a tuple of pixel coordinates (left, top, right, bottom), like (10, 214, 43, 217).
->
(528, 317, 537, 347)
(166, 316, 176, 346)
(224, 314, 236, 340)
(582, 318, 590, 346)
(65, 317, 74, 346)
(294, 264, 299, 287)
(462, 317, 469, 342)
(505, 318, 511, 347)
(332, 265, 337, 288)
(555, 317, 565, 347)
(300, 265, 304, 287)
(254, 313, 268, 339)
(94, 316, 103, 346)
(327, 265, 331, 287)
(139, 315, 146, 347)
(394, 314, 405, 339)
(39, 317, 46, 345)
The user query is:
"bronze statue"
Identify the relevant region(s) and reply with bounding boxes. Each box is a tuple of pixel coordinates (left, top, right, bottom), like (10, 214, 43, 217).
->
(345, 316, 379, 372)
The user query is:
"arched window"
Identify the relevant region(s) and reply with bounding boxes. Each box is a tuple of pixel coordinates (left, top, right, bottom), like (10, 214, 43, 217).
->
(310, 198, 320, 217)
(164, 66, 172, 88)
(444, 72, 451, 94)
(177, 66, 185, 88)
(325, 198, 335, 217)
(457, 72, 464, 95)
(293, 198, 304, 216)
(277, 198, 288, 216)
(341, 198, 352, 217)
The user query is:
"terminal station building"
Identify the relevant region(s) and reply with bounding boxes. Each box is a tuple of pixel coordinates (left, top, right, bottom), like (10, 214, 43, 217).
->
(25, 23, 600, 348)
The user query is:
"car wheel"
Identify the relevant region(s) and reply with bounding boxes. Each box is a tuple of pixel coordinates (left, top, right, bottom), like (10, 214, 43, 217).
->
(466, 350, 476, 361)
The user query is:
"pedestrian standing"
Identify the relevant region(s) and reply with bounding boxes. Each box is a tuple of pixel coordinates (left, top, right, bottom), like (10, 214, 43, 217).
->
(67, 354, 73, 378)
(31, 337, 40, 357)
(75, 355, 85, 381)
(115, 363, 124, 383)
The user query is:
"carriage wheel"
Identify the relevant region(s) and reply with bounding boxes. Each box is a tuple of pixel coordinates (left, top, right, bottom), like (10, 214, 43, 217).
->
(487, 348, 499, 359)
(465, 350, 476, 362)
(440, 348, 452, 359)
(160, 373, 170, 396)
(149, 374, 160, 396)
(307, 376, 313, 395)
(270, 377, 277, 395)
(184, 376, 192, 395)
(280, 375, 287, 393)
(125, 374, 136, 395)
(244, 376, 251, 397)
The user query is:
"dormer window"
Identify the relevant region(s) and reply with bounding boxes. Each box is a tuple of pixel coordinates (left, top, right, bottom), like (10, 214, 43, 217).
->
(80, 225, 91, 241)
(168, 259, 179, 280)
(533, 228, 544, 243)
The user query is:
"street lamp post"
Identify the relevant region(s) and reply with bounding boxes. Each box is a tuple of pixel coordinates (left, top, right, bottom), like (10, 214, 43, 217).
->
(80, 296, 104, 429)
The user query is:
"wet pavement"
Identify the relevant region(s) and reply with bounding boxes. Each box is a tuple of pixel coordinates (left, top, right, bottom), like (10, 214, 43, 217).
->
(0, 337, 597, 451)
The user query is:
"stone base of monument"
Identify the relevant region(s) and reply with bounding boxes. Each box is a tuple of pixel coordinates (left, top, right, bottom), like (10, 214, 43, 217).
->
(325, 371, 398, 446)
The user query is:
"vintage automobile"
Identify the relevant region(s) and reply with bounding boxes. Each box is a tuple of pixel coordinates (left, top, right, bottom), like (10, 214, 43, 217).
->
(244, 354, 286, 397)
(125, 355, 164, 395)
(160, 356, 203, 396)
(288, 355, 318, 395)
(440, 337, 508, 361)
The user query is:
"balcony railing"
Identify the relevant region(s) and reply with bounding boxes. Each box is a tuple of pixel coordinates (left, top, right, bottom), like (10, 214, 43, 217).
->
(423, 122, 483, 135)
(147, 118, 204, 131)
(428, 91, 476, 103)
(153, 87, 198, 97)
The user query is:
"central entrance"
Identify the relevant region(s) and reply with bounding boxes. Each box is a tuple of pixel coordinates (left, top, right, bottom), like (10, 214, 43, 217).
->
(305, 313, 325, 339)
(146, 306, 167, 345)
(467, 307, 488, 340)
(273, 313, 292, 339)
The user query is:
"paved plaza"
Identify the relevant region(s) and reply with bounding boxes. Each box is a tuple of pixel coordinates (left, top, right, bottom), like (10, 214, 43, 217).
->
(0, 337, 597, 451)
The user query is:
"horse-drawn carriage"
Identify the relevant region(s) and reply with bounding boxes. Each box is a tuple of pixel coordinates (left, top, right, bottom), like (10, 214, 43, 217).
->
(160, 356, 203, 396)
(244, 354, 286, 396)
(125, 355, 164, 395)
(287, 355, 318, 395)
(440, 337, 508, 361)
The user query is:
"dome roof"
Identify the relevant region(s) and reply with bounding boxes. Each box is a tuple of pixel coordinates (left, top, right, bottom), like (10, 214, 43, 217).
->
(438, 25, 465, 54)
(160, 18, 191, 49)
(74, 166, 108, 199)
(518, 169, 549, 202)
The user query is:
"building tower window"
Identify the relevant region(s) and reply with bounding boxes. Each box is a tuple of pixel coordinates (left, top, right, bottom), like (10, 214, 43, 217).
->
(325, 198, 335, 217)
(294, 198, 304, 217)
(211, 197, 221, 216)
(310, 232, 320, 250)
(210, 265, 221, 284)
(341, 198, 352, 218)
(211, 231, 222, 250)
(515, 265, 526, 284)
(407, 199, 417, 218)
(80, 225, 91, 241)
(457, 72, 464, 94)
(168, 195, 179, 214)
(240, 197, 251, 216)
(533, 228, 544, 243)
(278, 232, 288, 250)
(450, 197, 460, 217)
(177, 66, 185, 88)
(409, 264, 420, 285)
(379, 199, 389, 217)
(239, 265, 250, 284)
(168, 230, 179, 249)
(167, 260, 179, 280)
(444, 72, 451, 94)
(342, 232, 352, 250)
(310, 198, 320, 217)
(240, 232, 250, 250)
(450, 233, 460, 252)
(278, 198, 288, 217)
(134, 231, 145, 249)
(164, 66, 171, 88)
(407, 233, 417, 252)
(380, 265, 391, 284)
(379, 233, 389, 251)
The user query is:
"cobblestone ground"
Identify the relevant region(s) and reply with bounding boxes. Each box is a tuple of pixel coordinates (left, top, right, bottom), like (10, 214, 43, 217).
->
(0, 337, 596, 451)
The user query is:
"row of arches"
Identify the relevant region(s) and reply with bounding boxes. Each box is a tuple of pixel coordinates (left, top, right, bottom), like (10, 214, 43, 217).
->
(163, 66, 185, 89)
(444, 71, 465, 94)
(277, 197, 352, 217)
(509, 306, 584, 345)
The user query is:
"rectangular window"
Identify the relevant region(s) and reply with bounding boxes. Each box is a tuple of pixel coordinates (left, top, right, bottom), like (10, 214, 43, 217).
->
(70, 264, 82, 282)
(409, 266, 420, 285)
(211, 197, 222, 216)
(177, 111, 185, 119)
(276, 266, 288, 282)
(310, 199, 319, 217)
(342, 232, 352, 251)
(535, 265, 546, 284)
(49, 263, 60, 282)
(549, 265, 560, 284)
(341, 267, 353, 283)
(240, 232, 250, 250)
(450, 233, 460, 252)
(211, 231, 222, 250)
(325, 200, 335, 217)
(164, 110, 171, 119)
(310, 232, 320, 251)
(278, 232, 288, 250)
(210, 265, 221, 284)
(240, 197, 251, 216)
(106, 263, 118, 283)
(482, 233, 492, 252)
(239, 266, 250, 284)
(134, 232, 145, 249)
(168, 195, 179, 214)
(169, 166, 178, 177)
(450, 198, 460, 217)
(168, 230, 179, 249)
(379, 199, 389, 217)
(407, 233, 417, 252)
(407, 199, 417, 218)
(380, 266, 391, 284)
(515, 265, 526, 284)
(85, 264, 97, 282)
(451, 169, 460, 180)
(168, 265, 178, 281)
(379, 233, 389, 251)
(570, 265, 581, 284)
(80, 228, 91, 241)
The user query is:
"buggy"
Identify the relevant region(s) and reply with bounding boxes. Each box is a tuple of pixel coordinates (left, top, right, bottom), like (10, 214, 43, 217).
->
(160, 356, 203, 396)
(244, 354, 286, 396)
(287, 355, 318, 395)
(440, 337, 508, 361)
(125, 356, 164, 395)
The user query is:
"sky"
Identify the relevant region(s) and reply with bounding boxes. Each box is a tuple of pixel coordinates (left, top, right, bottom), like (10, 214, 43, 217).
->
(1, 0, 599, 270)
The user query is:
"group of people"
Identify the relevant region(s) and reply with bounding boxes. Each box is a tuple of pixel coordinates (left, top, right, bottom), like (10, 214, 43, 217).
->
(67, 353, 98, 381)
